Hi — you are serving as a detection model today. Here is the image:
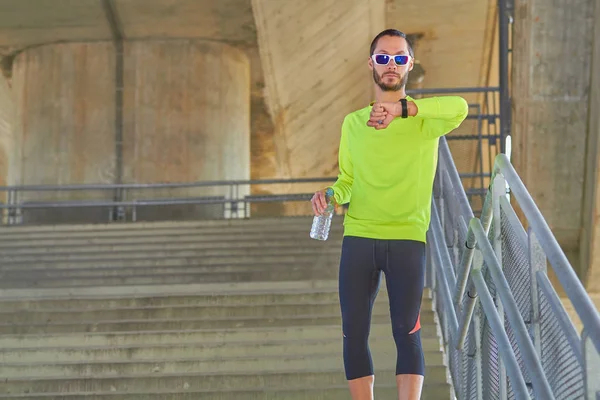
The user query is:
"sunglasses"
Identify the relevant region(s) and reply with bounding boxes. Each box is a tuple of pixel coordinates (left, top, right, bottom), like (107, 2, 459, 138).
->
(371, 54, 411, 66)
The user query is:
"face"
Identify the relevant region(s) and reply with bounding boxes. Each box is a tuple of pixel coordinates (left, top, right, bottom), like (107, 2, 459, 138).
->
(369, 35, 414, 92)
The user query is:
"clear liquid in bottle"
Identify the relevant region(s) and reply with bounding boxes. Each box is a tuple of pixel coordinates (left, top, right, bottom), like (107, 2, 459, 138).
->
(310, 188, 335, 241)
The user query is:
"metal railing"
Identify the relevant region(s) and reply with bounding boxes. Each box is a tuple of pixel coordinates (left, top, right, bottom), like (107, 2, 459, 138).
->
(428, 137, 600, 399)
(0, 177, 336, 224)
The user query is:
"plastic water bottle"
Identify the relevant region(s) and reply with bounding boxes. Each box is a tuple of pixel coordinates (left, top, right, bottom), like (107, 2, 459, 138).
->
(310, 188, 335, 241)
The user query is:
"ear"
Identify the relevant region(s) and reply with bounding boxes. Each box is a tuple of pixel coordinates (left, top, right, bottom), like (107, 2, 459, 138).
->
(368, 56, 374, 71)
(408, 58, 414, 72)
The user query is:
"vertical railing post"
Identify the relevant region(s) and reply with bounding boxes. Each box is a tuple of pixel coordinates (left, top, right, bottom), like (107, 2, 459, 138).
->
(474, 298, 484, 400)
(498, 0, 512, 153)
(119, 187, 127, 221)
(492, 174, 508, 400)
(529, 228, 545, 359)
(8, 189, 19, 225)
(5, 189, 12, 225)
(226, 183, 233, 219)
(233, 184, 239, 218)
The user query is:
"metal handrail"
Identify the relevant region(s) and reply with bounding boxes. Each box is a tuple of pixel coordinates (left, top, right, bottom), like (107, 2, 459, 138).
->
(493, 154, 600, 354)
(431, 136, 598, 399)
(0, 177, 336, 192)
(0, 193, 316, 210)
(428, 184, 541, 398)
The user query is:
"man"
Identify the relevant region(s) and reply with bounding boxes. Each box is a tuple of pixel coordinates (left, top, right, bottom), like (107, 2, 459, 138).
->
(311, 29, 468, 400)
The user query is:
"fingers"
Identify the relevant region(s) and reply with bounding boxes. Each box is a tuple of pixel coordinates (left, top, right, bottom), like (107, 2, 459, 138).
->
(311, 191, 328, 215)
(372, 105, 384, 114)
(370, 111, 387, 119)
(311, 195, 319, 216)
(368, 110, 387, 128)
(368, 114, 387, 123)
(320, 191, 329, 211)
(368, 115, 394, 129)
(369, 103, 390, 129)
(367, 118, 387, 129)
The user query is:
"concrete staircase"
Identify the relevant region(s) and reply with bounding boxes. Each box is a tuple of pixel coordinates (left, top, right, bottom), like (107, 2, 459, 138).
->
(0, 216, 452, 399)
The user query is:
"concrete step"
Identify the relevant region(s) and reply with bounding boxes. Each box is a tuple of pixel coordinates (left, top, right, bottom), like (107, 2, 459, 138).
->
(0, 336, 435, 363)
(0, 280, 346, 300)
(0, 287, 346, 310)
(0, 268, 341, 289)
(1, 263, 335, 278)
(0, 262, 339, 278)
(0, 324, 439, 348)
(0, 302, 436, 324)
(0, 245, 341, 262)
(0, 384, 453, 400)
(0, 253, 340, 270)
(0, 286, 429, 310)
(0, 368, 448, 394)
(0, 350, 446, 378)
(0, 230, 344, 248)
(0, 238, 344, 255)
(0, 314, 440, 335)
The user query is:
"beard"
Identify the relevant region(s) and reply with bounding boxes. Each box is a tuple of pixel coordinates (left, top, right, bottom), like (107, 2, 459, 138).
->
(373, 69, 408, 92)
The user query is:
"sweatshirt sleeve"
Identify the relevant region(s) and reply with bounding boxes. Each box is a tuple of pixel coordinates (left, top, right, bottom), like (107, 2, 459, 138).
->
(413, 96, 469, 139)
(330, 117, 353, 205)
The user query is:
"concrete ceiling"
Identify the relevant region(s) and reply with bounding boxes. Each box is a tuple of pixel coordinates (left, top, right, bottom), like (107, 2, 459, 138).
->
(0, 0, 256, 54)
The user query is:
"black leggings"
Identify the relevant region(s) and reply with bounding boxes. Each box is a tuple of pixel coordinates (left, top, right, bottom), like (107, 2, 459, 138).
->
(339, 236, 426, 380)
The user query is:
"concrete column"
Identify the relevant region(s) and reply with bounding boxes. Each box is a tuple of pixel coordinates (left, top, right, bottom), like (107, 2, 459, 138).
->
(512, 0, 596, 280)
(122, 40, 250, 220)
(10, 40, 250, 223)
(12, 43, 116, 188)
(582, 3, 600, 292)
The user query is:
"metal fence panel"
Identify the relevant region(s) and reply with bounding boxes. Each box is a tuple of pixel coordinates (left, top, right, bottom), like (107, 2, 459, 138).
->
(429, 137, 599, 400)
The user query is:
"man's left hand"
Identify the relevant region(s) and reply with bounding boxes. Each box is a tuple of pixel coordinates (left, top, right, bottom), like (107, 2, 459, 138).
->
(367, 101, 418, 129)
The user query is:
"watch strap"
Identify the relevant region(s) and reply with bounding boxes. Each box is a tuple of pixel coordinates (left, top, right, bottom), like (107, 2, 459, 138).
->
(400, 98, 408, 118)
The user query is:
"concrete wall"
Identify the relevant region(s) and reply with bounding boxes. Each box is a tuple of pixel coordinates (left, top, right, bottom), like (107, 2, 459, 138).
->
(250, 0, 384, 215)
(11, 42, 116, 191)
(582, 2, 600, 292)
(512, 0, 596, 277)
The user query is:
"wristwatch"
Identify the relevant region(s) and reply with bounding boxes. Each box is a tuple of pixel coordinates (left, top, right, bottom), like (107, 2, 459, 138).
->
(399, 98, 408, 118)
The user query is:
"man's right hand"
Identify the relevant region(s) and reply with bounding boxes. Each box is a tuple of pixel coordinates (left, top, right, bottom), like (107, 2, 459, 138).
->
(311, 189, 332, 216)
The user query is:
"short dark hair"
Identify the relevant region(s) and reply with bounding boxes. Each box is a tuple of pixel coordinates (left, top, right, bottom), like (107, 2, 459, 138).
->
(370, 29, 414, 57)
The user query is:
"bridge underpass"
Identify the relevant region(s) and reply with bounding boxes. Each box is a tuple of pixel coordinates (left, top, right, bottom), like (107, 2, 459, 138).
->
(0, 0, 599, 398)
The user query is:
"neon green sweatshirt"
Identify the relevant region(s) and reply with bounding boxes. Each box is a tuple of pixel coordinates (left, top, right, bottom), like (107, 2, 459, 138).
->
(330, 95, 469, 243)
